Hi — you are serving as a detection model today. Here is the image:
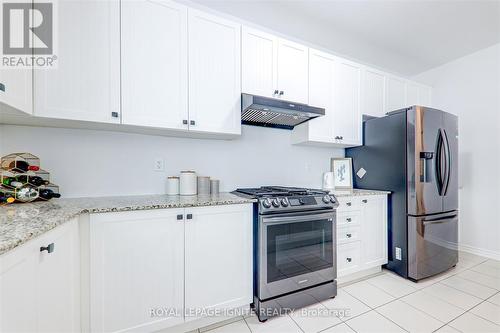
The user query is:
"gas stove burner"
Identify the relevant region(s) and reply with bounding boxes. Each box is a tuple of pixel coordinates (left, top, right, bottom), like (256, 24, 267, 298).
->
(235, 186, 328, 198)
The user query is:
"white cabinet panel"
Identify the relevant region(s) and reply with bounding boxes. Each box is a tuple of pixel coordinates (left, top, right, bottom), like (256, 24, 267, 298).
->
(121, 0, 188, 129)
(419, 85, 432, 107)
(333, 60, 362, 145)
(184, 204, 252, 321)
(385, 76, 407, 112)
(276, 38, 309, 103)
(34, 0, 120, 123)
(304, 49, 336, 142)
(0, 68, 32, 114)
(360, 196, 388, 267)
(363, 69, 386, 117)
(188, 9, 241, 135)
(90, 209, 185, 332)
(406, 82, 419, 107)
(241, 27, 277, 98)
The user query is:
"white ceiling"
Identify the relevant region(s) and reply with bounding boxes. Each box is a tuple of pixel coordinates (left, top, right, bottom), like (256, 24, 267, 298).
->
(189, 0, 500, 76)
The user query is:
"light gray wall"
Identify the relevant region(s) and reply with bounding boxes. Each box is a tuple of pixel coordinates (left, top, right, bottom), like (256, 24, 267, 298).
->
(413, 43, 500, 259)
(0, 125, 343, 198)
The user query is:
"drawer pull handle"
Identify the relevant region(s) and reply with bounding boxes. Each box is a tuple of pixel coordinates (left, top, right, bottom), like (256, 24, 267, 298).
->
(346, 218, 352, 222)
(346, 257, 352, 263)
(186, 214, 193, 220)
(40, 243, 55, 254)
(176, 214, 183, 220)
(346, 202, 352, 206)
(0, 83, 5, 92)
(346, 233, 352, 238)
(362, 199, 368, 203)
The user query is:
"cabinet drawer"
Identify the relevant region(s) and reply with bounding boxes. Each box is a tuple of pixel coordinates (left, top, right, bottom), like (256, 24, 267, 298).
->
(337, 197, 361, 212)
(337, 241, 361, 273)
(337, 211, 361, 227)
(337, 225, 360, 244)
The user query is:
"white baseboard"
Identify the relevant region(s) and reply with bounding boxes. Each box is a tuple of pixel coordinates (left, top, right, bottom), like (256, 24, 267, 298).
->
(459, 243, 500, 261)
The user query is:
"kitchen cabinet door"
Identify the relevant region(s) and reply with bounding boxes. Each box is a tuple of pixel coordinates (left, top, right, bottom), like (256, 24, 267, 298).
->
(121, 0, 188, 129)
(0, 68, 33, 114)
(360, 196, 388, 267)
(0, 239, 38, 333)
(362, 68, 386, 117)
(34, 0, 120, 123)
(419, 85, 432, 107)
(385, 76, 407, 112)
(184, 204, 252, 321)
(333, 60, 362, 146)
(241, 27, 278, 98)
(37, 219, 80, 333)
(406, 82, 420, 107)
(188, 9, 241, 135)
(90, 209, 185, 332)
(276, 38, 309, 103)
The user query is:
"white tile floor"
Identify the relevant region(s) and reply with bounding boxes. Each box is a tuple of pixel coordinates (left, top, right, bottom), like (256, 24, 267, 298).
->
(196, 252, 500, 333)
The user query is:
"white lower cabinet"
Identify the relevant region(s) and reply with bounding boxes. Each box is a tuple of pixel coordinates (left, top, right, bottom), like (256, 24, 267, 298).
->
(89, 204, 253, 332)
(0, 219, 80, 333)
(336, 195, 388, 280)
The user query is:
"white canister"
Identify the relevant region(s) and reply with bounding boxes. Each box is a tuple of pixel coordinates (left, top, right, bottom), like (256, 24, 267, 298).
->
(180, 171, 197, 195)
(166, 176, 180, 195)
(197, 176, 211, 195)
(210, 179, 220, 195)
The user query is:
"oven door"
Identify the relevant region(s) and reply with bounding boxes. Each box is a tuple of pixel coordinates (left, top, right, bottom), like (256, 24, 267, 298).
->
(258, 210, 336, 301)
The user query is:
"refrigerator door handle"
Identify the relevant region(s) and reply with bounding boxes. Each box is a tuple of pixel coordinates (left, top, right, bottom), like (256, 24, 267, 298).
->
(435, 130, 444, 195)
(442, 129, 451, 196)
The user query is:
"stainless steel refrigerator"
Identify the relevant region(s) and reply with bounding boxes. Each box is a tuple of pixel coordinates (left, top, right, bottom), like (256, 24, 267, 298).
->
(346, 106, 458, 281)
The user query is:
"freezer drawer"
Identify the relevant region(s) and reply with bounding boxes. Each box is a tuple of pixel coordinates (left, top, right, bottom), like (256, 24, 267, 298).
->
(408, 212, 458, 280)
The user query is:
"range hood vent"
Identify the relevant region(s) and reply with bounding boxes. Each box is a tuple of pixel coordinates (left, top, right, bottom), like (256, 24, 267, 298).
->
(241, 94, 325, 129)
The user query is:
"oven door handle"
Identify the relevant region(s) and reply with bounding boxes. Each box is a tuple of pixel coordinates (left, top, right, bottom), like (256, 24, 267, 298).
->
(262, 211, 334, 224)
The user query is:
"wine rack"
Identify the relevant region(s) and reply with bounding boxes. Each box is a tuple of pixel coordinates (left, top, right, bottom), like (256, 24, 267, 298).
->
(0, 153, 60, 204)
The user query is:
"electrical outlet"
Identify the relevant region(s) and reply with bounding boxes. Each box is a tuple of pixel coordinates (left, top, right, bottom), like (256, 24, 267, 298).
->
(395, 247, 402, 260)
(154, 159, 164, 172)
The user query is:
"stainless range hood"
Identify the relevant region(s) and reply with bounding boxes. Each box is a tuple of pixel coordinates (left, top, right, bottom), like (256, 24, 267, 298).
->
(241, 93, 325, 129)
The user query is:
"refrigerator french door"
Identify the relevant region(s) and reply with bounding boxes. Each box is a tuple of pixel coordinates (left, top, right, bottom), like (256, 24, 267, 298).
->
(346, 106, 458, 281)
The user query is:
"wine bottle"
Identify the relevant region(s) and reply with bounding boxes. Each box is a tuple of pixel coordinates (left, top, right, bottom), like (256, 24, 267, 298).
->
(39, 188, 61, 200)
(15, 186, 39, 202)
(0, 191, 15, 203)
(18, 175, 49, 187)
(2, 178, 23, 188)
(8, 160, 40, 172)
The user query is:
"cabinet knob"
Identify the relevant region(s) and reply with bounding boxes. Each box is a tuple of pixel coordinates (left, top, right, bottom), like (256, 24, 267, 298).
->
(362, 199, 368, 203)
(0, 83, 5, 92)
(346, 257, 352, 262)
(346, 233, 352, 238)
(346, 202, 352, 206)
(279, 91, 284, 96)
(111, 112, 119, 118)
(186, 214, 193, 220)
(346, 217, 352, 222)
(273, 90, 279, 95)
(190, 120, 195, 126)
(40, 243, 55, 254)
(176, 214, 183, 220)
(183, 119, 188, 125)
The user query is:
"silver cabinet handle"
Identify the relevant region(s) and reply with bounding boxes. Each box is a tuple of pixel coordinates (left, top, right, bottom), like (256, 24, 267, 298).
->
(183, 119, 188, 125)
(346, 233, 352, 238)
(362, 199, 367, 203)
(279, 91, 284, 96)
(40, 243, 55, 253)
(190, 120, 195, 126)
(346, 202, 352, 206)
(0, 83, 5, 92)
(346, 257, 352, 262)
(346, 217, 352, 222)
(111, 112, 119, 118)
(273, 89, 279, 96)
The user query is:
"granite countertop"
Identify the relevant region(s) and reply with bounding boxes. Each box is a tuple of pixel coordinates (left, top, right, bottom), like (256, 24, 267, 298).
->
(331, 188, 391, 197)
(0, 193, 256, 256)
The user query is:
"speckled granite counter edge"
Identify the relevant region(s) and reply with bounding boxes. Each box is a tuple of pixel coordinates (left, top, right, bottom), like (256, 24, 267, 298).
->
(331, 189, 391, 197)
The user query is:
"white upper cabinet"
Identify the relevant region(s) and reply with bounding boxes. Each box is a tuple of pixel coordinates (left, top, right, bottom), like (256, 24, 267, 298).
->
(406, 82, 420, 107)
(333, 59, 362, 146)
(0, 69, 33, 114)
(419, 85, 432, 107)
(34, 0, 120, 123)
(121, 0, 188, 130)
(362, 68, 386, 117)
(241, 27, 278, 98)
(385, 76, 407, 112)
(188, 9, 241, 135)
(276, 38, 309, 103)
(241, 27, 308, 103)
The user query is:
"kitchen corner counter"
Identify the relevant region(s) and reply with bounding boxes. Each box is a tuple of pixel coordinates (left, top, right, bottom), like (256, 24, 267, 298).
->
(0, 193, 256, 256)
(331, 188, 391, 197)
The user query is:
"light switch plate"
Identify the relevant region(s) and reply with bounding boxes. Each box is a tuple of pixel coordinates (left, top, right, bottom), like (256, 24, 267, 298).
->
(154, 159, 165, 172)
(356, 167, 367, 179)
(395, 247, 402, 260)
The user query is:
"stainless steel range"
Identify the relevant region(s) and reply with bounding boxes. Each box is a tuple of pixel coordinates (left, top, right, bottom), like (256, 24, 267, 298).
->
(233, 186, 339, 322)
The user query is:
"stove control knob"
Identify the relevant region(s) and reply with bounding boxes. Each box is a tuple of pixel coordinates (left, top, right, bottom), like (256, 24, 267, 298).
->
(322, 195, 331, 204)
(262, 198, 272, 208)
(272, 198, 280, 207)
(329, 195, 336, 203)
(280, 198, 289, 207)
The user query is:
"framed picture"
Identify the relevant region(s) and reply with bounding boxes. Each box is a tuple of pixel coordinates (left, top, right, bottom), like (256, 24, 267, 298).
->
(330, 158, 353, 189)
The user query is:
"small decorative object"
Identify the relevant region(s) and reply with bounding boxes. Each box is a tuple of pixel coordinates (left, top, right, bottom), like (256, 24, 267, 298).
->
(179, 171, 197, 195)
(210, 179, 220, 195)
(166, 176, 180, 195)
(197, 176, 210, 195)
(330, 158, 353, 189)
(0, 153, 61, 204)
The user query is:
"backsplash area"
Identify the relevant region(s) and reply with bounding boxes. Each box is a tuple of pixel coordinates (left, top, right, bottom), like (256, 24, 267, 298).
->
(0, 125, 343, 198)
